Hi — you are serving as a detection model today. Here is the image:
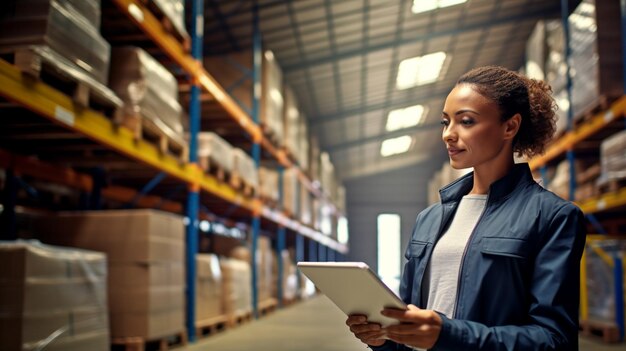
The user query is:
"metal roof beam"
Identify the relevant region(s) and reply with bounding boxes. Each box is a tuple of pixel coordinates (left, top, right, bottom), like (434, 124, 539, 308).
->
(282, 4, 560, 72)
(325, 122, 441, 153)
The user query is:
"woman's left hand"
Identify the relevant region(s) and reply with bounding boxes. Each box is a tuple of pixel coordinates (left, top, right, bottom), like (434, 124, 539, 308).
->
(381, 304, 442, 349)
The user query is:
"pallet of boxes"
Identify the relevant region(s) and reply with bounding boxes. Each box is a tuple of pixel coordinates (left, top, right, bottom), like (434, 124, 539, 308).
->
(25, 210, 187, 350)
(0, 240, 110, 350)
(0, 0, 122, 117)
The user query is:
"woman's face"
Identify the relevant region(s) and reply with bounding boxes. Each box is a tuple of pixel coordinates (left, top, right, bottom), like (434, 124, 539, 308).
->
(441, 84, 514, 171)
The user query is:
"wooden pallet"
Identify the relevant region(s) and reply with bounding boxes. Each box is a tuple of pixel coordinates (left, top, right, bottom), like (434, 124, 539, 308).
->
(579, 319, 621, 343)
(258, 298, 278, 316)
(196, 315, 229, 339)
(139, 0, 191, 52)
(118, 114, 189, 163)
(228, 310, 253, 328)
(199, 156, 230, 183)
(1, 46, 122, 119)
(111, 330, 188, 351)
(229, 173, 255, 197)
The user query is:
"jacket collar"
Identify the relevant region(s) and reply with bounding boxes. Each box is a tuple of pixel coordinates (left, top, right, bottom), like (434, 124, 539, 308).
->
(439, 163, 534, 204)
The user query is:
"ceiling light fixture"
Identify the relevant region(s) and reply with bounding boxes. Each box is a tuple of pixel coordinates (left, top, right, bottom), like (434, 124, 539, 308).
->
(396, 51, 447, 89)
(380, 135, 413, 157)
(386, 104, 427, 131)
(412, 0, 468, 14)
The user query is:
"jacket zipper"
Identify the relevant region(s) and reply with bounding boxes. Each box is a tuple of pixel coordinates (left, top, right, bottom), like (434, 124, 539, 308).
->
(451, 193, 490, 318)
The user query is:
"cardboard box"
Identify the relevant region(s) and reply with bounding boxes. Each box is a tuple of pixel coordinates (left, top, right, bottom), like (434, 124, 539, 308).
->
(220, 258, 252, 316)
(196, 254, 224, 322)
(0, 240, 109, 351)
(28, 210, 186, 339)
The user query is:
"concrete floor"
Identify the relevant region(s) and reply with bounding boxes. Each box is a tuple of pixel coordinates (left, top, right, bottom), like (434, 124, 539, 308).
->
(184, 296, 626, 351)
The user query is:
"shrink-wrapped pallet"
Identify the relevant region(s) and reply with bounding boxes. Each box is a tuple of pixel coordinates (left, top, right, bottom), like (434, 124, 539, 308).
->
(598, 130, 626, 185)
(220, 258, 252, 318)
(544, 0, 624, 135)
(298, 116, 310, 169)
(196, 254, 224, 322)
(309, 136, 321, 183)
(28, 210, 185, 339)
(152, 0, 189, 42)
(203, 50, 285, 144)
(196, 132, 235, 174)
(232, 148, 259, 190)
(300, 183, 312, 225)
(0, 240, 109, 351)
(284, 87, 300, 157)
(256, 237, 274, 304)
(109, 47, 184, 142)
(584, 238, 626, 323)
(272, 250, 298, 302)
(259, 166, 279, 203)
(0, 0, 111, 85)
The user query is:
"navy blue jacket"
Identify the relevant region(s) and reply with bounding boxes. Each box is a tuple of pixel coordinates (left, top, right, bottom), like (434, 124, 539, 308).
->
(373, 163, 586, 350)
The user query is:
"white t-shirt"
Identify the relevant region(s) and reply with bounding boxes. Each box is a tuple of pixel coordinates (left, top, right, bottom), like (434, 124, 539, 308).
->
(423, 194, 487, 318)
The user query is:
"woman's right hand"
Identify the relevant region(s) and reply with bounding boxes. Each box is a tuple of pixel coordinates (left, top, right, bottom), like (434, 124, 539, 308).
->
(346, 315, 387, 347)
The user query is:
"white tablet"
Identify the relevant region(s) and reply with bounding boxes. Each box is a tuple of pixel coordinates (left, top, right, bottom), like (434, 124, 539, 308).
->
(297, 261, 407, 327)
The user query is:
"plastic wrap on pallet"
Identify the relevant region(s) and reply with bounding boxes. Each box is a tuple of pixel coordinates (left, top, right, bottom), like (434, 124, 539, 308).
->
(196, 132, 235, 173)
(65, 0, 101, 29)
(585, 238, 626, 323)
(196, 254, 224, 323)
(598, 130, 626, 185)
(151, 0, 189, 42)
(0, 240, 109, 351)
(256, 237, 274, 304)
(284, 86, 300, 156)
(27, 210, 186, 339)
(0, 0, 111, 85)
(259, 166, 279, 203)
(544, 0, 624, 134)
(232, 148, 259, 189)
(262, 50, 285, 145)
(283, 168, 299, 216)
(525, 20, 548, 81)
(109, 47, 184, 140)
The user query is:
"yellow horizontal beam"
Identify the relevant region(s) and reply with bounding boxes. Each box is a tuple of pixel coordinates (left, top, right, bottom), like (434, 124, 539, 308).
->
(530, 96, 626, 170)
(576, 186, 626, 214)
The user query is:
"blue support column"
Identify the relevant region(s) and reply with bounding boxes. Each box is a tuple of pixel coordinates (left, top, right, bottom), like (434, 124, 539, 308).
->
(614, 256, 625, 341)
(318, 243, 327, 262)
(327, 249, 335, 262)
(186, 0, 204, 343)
(309, 239, 318, 261)
(296, 234, 305, 263)
(277, 166, 285, 307)
(250, 1, 262, 319)
(561, 0, 577, 202)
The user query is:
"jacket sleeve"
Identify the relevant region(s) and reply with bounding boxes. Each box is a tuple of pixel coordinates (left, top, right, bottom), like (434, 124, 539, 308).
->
(431, 203, 586, 350)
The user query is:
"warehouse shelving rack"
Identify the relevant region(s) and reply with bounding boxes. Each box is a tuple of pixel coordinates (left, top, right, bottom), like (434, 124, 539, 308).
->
(0, 0, 347, 343)
(527, 0, 626, 340)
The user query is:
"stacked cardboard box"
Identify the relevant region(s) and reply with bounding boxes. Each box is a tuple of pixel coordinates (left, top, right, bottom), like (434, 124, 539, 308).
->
(284, 87, 300, 158)
(204, 50, 285, 144)
(598, 130, 626, 185)
(283, 168, 299, 216)
(29, 210, 185, 339)
(196, 254, 224, 323)
(541, 0, 624, 134)
(0, 0, 111, 85)
(298, 117, 310, 170)
(232, 148, 259, 190)
(320, 152, 336, 199)
(0, 240, 109, 351)
(219, 258, 252, 320)
(151, 0, 189, 43)
(196, 132, 235, 174)
(259, 167, 279, 204)
(109, 47, 185, 143)
(256, 237, 274, 304)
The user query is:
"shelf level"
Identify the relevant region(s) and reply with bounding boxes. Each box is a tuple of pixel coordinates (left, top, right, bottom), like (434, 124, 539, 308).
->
(530, 96, 626, 170)
(576, 186, 626, 214)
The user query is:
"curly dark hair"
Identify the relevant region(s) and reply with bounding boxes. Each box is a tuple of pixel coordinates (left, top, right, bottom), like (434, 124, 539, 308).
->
(457, 66, 557, 158)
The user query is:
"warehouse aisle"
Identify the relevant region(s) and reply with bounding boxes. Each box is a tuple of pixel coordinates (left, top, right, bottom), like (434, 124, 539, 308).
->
(185, 295, 626, 351)
(186, 295, 363, 351)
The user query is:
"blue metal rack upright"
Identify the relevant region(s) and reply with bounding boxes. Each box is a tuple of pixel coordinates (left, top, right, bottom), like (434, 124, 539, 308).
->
(185, 0, 204, 342)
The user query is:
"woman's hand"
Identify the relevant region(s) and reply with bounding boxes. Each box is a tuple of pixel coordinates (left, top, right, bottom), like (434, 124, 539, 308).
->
(381, 304, 442, 349)
(346, 314, 387, 347)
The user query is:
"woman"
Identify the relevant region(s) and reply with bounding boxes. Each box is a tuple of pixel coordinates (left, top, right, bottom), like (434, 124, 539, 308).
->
(346, 66, 586, 350)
